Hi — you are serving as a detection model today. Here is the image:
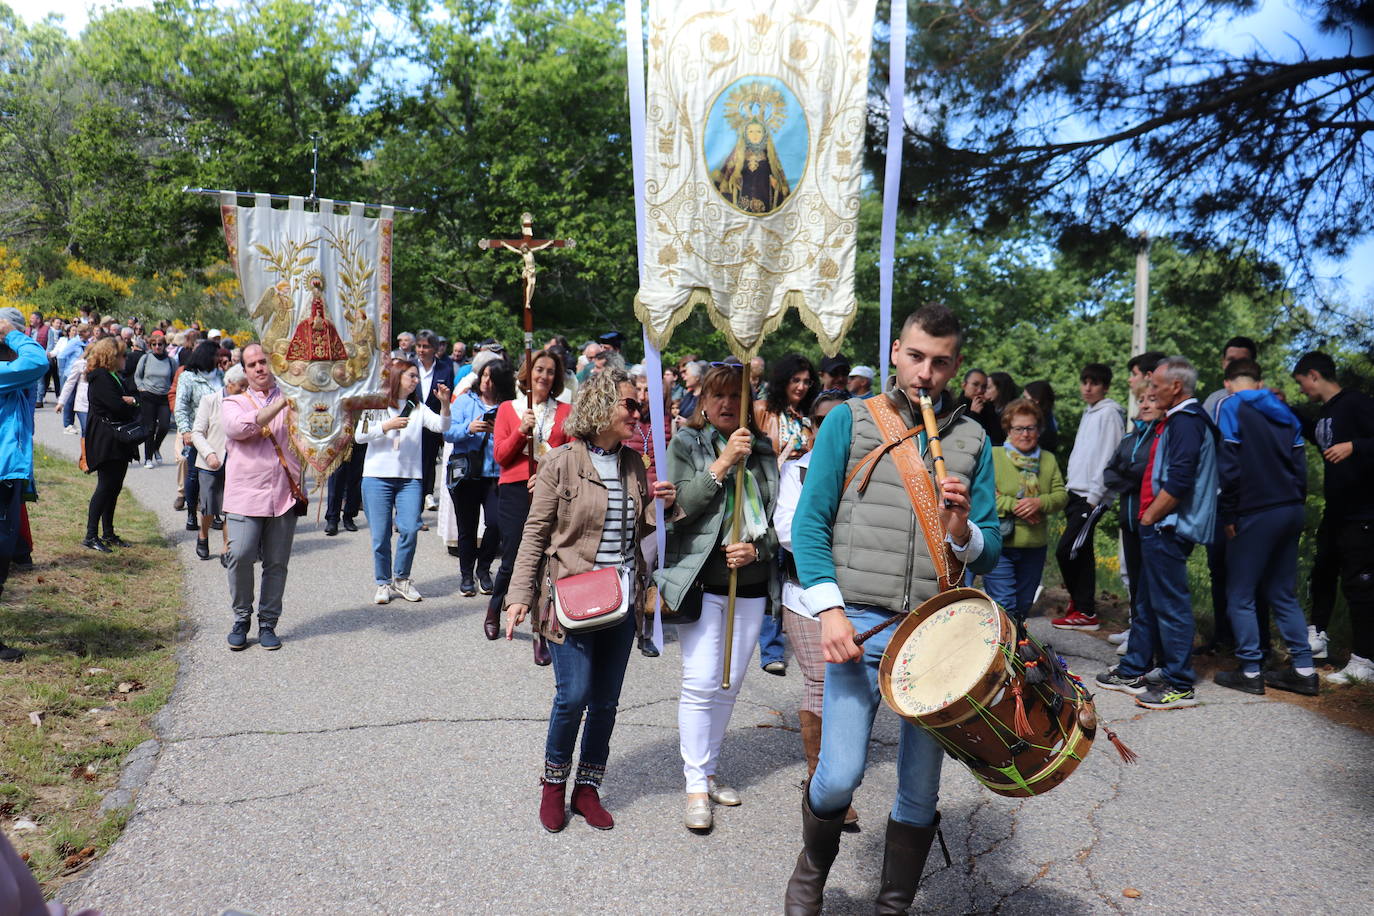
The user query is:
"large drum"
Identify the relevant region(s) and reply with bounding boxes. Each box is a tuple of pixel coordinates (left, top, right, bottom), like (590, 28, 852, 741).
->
(878, 588, 1099, 798)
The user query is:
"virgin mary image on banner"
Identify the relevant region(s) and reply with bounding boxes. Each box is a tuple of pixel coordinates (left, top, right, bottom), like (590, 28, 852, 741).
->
(708, 79, 803, 215)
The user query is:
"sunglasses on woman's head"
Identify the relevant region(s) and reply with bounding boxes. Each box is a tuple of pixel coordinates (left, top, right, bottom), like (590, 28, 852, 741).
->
(708, 361, 744, 370)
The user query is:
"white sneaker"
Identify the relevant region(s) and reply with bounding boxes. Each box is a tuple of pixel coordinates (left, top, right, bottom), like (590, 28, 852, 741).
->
(63, 424, 77, 435)
(1107, 631, 1128, 645)
(143, 459, 154, 469)
(1308, 625, 1329, 660)
(1116, 635, 1129, 656)
(423, 495, 438, 511)
(373, 584, 392, 605)
(1325, 654, 1374, 685)
(392, 578, 423, 602)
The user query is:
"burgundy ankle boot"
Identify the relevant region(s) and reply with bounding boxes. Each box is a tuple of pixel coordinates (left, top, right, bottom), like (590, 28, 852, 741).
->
(539, 780, 567, 833)
(570, 783, 614, 830)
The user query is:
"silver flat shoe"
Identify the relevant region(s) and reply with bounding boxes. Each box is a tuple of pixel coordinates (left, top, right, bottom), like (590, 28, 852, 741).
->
(707, 776, 741, 806)
(684, 795, 712, 831)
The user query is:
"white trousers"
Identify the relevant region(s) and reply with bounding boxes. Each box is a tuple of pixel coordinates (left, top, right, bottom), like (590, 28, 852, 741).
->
(678, 592, 768, 793)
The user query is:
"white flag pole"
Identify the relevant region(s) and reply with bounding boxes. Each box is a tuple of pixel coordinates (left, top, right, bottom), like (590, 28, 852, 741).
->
(878, 0, 907, 387)
(626, 0, 667, 654)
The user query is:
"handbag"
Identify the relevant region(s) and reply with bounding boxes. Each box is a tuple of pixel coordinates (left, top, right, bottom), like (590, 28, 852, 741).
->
(266, 424, 309, 517)
(446, 432, 489, 488)
(645, 581, 703, 625)
(104, 416, 147, 445)
(552, 475, 634, 633)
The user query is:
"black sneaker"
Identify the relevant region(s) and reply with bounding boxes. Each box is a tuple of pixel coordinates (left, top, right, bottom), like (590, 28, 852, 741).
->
(325, 522, 339, 537)
(185, 511, 198, 531)
(1263, 666, 1320, 696)
(196, 538, 211, 560)
(0, 642, 23, 662)
(639, 635, 660, 658)
(1135, 684, 1199, 710)
(227, 621, 250, 651)
(1094, 668, 1149, 695)
(459, 575, 477, 597)
(104, 533, 131, 548)
(477, 570, 494, 595)
(82, 537, 112, 553)
(211, 515, 225, 531)
(258, 626, 282, 650)
(342, 517, 358, 532)
(1213, 669, 1264, 695)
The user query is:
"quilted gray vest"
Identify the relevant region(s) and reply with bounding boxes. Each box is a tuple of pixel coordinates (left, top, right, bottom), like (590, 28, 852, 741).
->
(831, 391, 986, 612)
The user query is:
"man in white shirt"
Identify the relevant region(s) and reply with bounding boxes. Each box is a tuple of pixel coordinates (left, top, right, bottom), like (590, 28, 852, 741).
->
(1053, 362, 1126, 630)
(414, 330, 454, 511)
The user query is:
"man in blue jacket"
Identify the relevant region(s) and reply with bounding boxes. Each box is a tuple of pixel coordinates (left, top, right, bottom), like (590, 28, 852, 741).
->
(1097, 356, 1217, 710)
(784, 304, 1001, 914)
(1212, 359, 1318, 696)
(0, 308, 51, 662)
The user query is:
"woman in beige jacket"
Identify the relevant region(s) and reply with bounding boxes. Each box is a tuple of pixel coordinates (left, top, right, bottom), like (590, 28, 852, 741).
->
(505, 368, 677, 834)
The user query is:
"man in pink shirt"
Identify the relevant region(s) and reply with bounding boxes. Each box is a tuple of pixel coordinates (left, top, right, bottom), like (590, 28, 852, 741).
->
(222, 343, 302, 651)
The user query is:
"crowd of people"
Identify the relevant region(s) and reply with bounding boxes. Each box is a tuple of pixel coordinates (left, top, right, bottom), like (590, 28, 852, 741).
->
(2, 301, 1372, 911)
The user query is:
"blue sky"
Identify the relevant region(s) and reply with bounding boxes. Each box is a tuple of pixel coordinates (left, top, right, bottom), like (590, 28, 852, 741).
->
(16, 0, 1372, 304)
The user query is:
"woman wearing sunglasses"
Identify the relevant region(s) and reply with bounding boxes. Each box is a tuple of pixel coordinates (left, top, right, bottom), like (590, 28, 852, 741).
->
(504, 368, 678, 833)
(658, 364, 779, 832)
(985, 397, 1067, 621)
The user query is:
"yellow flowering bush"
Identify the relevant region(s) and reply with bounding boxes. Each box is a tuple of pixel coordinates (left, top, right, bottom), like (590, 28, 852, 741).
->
(67, 259, 135, 298)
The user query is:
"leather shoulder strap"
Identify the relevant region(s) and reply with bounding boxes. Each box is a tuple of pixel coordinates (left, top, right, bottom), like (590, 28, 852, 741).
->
(266, 425, 307, 504)
(846, 395, 955, 589)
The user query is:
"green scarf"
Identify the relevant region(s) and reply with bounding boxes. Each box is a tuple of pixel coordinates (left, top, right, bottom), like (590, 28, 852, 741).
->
(1002, 443, 1041, 498)
(713, 430, 768, 545)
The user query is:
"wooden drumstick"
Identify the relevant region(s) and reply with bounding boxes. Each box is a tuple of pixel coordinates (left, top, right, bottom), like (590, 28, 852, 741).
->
(853, 614, 901, 646)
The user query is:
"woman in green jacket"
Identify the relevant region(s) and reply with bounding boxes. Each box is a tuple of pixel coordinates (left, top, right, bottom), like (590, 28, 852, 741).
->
(985, 397, 1068, 620)
(657, 364, 779, 832)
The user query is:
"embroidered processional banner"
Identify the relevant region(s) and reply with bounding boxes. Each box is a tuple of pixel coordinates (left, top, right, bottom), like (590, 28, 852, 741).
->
(220, 193, 393, 477)
(634, 0, 876, 357)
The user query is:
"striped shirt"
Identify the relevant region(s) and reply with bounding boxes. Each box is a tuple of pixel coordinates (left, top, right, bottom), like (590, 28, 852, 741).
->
(589, 450, 633, 569)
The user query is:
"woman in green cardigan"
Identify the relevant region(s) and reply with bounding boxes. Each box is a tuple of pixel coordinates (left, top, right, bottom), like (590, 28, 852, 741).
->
(657, 364, 779, 833)
(985, 397, 1068, 620)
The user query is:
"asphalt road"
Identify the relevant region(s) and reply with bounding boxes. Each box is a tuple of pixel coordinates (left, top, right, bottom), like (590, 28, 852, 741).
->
(34, 408, 1374, 915)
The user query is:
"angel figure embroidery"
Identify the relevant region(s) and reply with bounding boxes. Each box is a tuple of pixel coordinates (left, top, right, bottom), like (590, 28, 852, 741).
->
(285, 273, 349, 362)
(710, 82, 792, 215)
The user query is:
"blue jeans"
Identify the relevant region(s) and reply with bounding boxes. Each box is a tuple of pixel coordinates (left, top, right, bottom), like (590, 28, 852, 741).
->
(545, 614, 637, 769)
(183, 445, 200, 512)
(808, 605, 943, 828)
(361, 476, 422, 584)
(758, 613, 786, 667)
(1120, 524, 1196, 687)
(1226, 504, 1312, 673)
(981, 545, 1047, 621)
(75, 411, 87, 437)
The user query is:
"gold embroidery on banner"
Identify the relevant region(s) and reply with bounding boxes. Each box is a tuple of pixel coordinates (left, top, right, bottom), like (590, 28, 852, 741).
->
(640, 2, 871, 358)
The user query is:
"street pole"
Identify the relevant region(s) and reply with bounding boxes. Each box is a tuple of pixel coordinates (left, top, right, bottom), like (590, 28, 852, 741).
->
(1129, 231, 1150, 417)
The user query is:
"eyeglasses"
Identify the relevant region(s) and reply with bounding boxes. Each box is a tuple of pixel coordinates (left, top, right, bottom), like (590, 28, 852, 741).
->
(621, 398, 642, 416)
(1009, 425, 1039, 434)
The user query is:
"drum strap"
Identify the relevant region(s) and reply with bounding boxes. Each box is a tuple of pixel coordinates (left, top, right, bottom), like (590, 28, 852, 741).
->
(842, 395, 957, 591)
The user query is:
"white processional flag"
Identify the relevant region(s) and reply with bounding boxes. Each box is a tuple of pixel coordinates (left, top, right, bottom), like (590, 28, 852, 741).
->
(221, 193, 394, 478)
(634, 0, 877, 357)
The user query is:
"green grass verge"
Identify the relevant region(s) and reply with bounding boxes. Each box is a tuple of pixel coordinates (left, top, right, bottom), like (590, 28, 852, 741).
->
(1, 446, 181, 892)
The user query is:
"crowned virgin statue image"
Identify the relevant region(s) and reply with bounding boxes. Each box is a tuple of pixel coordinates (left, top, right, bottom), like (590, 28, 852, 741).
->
(709, 81, 795, 215)
(285, 272, 349, 362)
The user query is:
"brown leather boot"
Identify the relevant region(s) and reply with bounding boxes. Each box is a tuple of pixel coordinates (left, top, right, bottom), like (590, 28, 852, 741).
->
(802, 711, 858, 828)
(483, 605, 501, 641)
(874, 812, 944, 914)
(783, 780, 845, 915)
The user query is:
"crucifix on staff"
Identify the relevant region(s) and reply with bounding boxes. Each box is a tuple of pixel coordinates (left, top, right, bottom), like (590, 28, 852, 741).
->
(479, 212, 575, 475)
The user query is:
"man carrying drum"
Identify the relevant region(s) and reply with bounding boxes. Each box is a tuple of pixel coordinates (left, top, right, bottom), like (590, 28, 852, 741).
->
(784, 304, 1002, 914)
